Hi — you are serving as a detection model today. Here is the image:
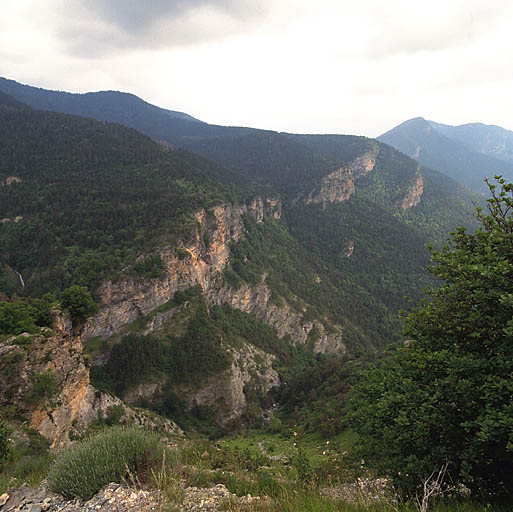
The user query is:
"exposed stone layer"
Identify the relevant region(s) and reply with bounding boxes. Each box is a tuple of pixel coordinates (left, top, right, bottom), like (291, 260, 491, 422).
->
(84, 199, 281, 340)
(0, 315, 181, 449)
(306, 148, 378, 207)
(398, 174, 424, 209)
(178, 342, 279, 428)
(211, 280, 344, 355)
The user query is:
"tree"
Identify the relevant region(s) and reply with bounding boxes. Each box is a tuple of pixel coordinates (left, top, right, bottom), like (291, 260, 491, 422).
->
(350, 177, 513, 500)
(60, 285, 98, 325)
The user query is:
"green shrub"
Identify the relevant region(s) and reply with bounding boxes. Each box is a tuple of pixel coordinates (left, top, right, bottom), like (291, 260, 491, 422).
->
(60, 285, 98, 325)
(47, 427, 163, 499)
(105, 405, 125, 426)
(27, 371, 59, 404)
(131, 255, 165, 279)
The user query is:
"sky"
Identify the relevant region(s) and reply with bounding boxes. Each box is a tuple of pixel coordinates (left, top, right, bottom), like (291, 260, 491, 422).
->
(1, 0, 512, 137)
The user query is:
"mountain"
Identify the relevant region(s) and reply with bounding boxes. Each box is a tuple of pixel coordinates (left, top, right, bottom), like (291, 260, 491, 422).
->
(378, 117, 513, 194)
(429, 120, 513, 164)
(0, 84, 480, 446)
(0, 77, 258, 142)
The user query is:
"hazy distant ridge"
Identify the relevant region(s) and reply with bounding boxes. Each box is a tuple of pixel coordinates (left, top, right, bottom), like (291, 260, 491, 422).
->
(378, 117, 513, 194)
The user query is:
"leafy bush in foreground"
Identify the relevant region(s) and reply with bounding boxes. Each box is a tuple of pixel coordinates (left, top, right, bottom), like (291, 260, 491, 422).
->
(350, 178, 513, 500)
(47, 427, 163, 499)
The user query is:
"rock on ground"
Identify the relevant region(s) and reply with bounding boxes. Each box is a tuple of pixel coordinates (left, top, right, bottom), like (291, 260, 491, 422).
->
(1, 482, 269, 512)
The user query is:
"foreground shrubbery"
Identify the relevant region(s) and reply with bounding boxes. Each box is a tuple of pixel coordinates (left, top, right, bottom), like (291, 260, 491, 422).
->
(47, 427, 163, 499)
(350, 178, 513, 501)
(0, 428, 52, 493)
(4, 424, 511, 511)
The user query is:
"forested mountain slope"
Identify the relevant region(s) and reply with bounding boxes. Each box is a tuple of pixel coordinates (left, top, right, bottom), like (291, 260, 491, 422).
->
(0, 96, 263, 297)
(379, 117, 513, 194)
(0, 88, 479, 433)
(0, 77, 258, 142)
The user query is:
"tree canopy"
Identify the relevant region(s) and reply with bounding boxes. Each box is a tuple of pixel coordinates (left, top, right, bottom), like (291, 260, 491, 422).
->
(350, 177, 513, 500)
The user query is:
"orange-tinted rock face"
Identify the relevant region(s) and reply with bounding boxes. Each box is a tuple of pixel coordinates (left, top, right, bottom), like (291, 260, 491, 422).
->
(0, 312, 182, 449)
(0, 314, 90, 449)
(84, 198, 281, 340)
(306, 148, 378, 208)
(399, 175, 424, 209)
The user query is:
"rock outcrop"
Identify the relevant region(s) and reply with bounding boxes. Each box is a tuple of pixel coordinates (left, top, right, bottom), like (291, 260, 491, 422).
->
(211, 279, 344, 355)
(306, 148, 378, 207)
(85, 199, 281, 340)
(1, 175, 22, 186)
(0, 315, 181, 449)
(178, 341, 279, 428)
(0, 314, 89, 449)
(398, 174, 424, 209)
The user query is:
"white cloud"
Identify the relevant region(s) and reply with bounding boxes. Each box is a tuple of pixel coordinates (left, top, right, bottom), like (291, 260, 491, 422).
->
(1, 0, 512, 136)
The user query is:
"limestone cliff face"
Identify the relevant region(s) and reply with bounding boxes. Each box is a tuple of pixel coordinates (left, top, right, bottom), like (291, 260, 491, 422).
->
(121, 340, 279, 429)
(0, 314, 90, 449)
(211, 280, 344, 355)
(0, 315, 181, 449)
(71, 385, 182, 441)
(178, 342, 279, 428)
(307, 166, 355, 206)
(84, 198, 281, 340)
(306, 148, 378, 207)
(398, 174, 424, 209)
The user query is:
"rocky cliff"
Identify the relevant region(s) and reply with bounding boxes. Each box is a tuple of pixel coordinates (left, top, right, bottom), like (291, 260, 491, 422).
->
(80, 194, 347, 427)
(176, 341, 279, 428)
(117, 299, 280, 429)
(85, 198, 281, 340)
(211, 279, 344, 355)
(398, 174, 424, 209)
(0, 314, 181, 449)
(305, 148, 378, 207)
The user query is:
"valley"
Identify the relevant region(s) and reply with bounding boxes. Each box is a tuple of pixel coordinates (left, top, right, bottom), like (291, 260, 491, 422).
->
(0, 80, 510, 511)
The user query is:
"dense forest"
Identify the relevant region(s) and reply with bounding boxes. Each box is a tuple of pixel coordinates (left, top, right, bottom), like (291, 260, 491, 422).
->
(0, 98, 264, 296)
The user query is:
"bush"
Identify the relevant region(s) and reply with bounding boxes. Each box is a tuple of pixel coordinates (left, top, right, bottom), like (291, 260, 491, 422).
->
(350, 178, 513, 500)
(27, 371, 59, 404)
(60, 285, 98, 325)
(47, 427, 163, 499)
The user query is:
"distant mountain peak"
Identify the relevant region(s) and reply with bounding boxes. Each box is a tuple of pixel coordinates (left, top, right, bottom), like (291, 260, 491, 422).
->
(379, 117, 513, 194)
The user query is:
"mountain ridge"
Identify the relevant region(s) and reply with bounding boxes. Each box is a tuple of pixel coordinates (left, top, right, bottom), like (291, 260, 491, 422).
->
(378, 116, 513, 194)
(0, 82, 480, 440)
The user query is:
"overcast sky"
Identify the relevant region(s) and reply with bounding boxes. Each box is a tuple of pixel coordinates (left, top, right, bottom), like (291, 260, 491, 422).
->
(1, 0, 512, 137)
